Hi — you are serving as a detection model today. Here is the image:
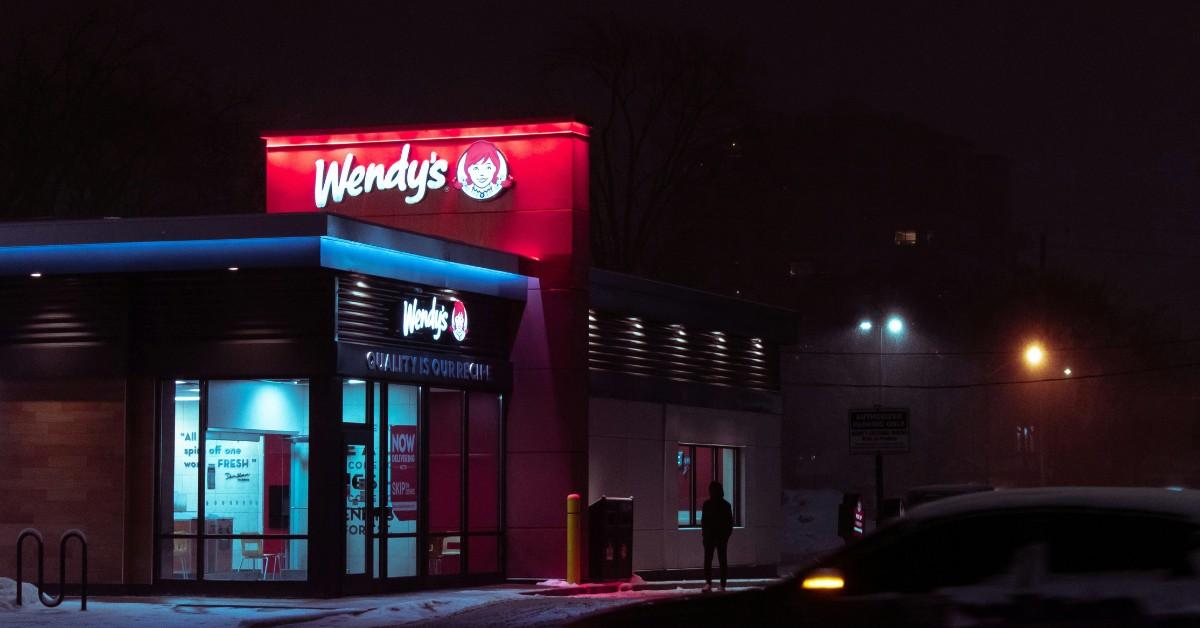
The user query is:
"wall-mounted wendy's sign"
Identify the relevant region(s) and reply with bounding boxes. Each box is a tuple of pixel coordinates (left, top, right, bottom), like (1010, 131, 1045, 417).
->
(396, 295, 469, 343)
(313, 140, 514, 209)
(336, 273, 520, 359)
(264, 121, 585, 220)
(264, 121, 588, 260)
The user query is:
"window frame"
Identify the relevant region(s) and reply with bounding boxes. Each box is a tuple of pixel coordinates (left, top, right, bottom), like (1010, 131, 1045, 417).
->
(677, 443, 742, 529)
(156, 378, 312, 583)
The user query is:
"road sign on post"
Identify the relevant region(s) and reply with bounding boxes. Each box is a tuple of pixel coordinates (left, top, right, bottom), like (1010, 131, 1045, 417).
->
(850, 408, 910, 454)
(850, 408, 910, 526)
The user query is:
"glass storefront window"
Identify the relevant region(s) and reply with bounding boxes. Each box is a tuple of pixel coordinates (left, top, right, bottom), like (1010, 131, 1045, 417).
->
(677, 444, 741, 528)
(428, 534, 462, 575)
(159, 380, 200, 579)
(205, 539, 308, 581)
(676, 445, 693, 526)
(386, 384, 419, 536)
(428, 389, 462, 535)
(342, 379, 366, 423)
(159, 379, 310, 582)
(160, 376, 504, 585)
(467, 534, 499, 574)
(345, 442, 368, 576)
(720, 447, 739, 525)
(468, 393, 500, 533)
(205, 380, 310, 535)
(387, 537, 417, 578)
(160, 537, 196, 581)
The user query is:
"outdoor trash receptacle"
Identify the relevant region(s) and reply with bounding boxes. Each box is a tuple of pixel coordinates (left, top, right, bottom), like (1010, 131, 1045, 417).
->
(588, 496, 633, 581)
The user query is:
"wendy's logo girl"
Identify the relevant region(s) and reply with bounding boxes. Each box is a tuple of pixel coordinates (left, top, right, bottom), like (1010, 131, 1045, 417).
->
(454, 140, 513, 201)
(450, 300, 469, 342)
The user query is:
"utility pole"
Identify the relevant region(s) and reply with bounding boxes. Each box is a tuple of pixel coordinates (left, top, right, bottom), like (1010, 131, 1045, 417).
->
(876, 324, 885, 524)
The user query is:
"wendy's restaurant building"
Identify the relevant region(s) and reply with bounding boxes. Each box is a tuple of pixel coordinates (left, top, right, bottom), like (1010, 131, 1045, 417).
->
(0, 119, 792, 596)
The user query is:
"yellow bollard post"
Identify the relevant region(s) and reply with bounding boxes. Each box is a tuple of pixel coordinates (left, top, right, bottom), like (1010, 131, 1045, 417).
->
(566, 493, 581, 584)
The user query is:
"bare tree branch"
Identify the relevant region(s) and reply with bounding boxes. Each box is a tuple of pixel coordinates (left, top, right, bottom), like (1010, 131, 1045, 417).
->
(550, 16, 745, 272)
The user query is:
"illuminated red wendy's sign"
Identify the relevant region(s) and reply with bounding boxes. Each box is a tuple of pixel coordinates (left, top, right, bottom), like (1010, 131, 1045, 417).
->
(310, 139, 513, 208)
(263, 121, 589, 262)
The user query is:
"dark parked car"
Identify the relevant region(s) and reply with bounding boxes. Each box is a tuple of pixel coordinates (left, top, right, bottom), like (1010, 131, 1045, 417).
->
(903, 482, 994, 508)
(573, 488, 1200, 627)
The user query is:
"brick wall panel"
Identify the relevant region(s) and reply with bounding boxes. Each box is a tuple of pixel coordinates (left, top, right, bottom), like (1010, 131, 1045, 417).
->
(0, 383, 126, 585)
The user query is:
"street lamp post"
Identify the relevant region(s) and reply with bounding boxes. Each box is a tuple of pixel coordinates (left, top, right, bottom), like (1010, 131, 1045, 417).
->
(860, 316, 904, 523)
(1023, 342, 1048, 485)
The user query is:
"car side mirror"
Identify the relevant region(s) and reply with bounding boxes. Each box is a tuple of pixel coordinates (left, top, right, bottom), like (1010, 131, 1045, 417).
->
(799, 568, 845, 592)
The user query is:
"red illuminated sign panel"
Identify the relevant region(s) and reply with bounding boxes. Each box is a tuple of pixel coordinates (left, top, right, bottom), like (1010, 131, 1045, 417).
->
(263, 121, 589, 262)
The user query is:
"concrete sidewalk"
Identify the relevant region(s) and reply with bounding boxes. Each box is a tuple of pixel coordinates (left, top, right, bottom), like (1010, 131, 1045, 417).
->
(0, 579, 775, 627)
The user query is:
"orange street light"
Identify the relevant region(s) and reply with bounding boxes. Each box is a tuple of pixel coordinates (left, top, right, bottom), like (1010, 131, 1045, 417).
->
(1024, 343, 1045, 367)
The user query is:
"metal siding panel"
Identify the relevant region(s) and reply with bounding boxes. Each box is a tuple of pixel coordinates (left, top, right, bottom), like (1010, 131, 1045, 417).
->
(587, 309, 779, 391)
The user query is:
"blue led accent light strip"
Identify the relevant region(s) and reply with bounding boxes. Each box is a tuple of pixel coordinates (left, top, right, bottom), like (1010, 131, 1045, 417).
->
(0, 237, 317, 273)
(318, 236, 526, 297)
(0, 236, 527, 299)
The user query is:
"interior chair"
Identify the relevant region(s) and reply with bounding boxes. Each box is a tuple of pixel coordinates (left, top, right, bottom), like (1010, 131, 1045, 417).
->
(238, 539, 265, 578)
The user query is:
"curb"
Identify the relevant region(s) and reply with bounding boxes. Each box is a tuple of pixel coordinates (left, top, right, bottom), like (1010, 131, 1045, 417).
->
(522, 579, 777, 597)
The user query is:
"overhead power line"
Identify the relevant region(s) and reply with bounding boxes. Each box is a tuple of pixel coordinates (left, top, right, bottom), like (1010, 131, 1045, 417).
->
(785, 360, 1200, 390)
(783, 336, 1200, 357)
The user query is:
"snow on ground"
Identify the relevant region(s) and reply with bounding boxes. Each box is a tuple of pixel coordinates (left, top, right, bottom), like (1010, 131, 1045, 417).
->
(0, 584, 531, 628)
(408, 586, 712, 627)
(536, 574, 645, 587)
(574, 585, 749, 599)
(535, 579, 574, 588)
(0, 580, 727, 628)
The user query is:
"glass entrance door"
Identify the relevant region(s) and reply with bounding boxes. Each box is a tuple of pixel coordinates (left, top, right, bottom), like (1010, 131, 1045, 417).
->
(344, 431, 372, 581)
(340, 379, 500, 586)
(343, 380, 421, 586)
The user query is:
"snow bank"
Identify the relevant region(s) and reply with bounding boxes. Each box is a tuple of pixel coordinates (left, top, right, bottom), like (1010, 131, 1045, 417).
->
(0, 577, 41, 612)
(537, 574, 646, 589)
(575, 588, 694, 600)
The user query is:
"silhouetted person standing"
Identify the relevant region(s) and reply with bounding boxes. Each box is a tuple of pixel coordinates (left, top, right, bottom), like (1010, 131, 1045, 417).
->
(701, 481, 734, 591)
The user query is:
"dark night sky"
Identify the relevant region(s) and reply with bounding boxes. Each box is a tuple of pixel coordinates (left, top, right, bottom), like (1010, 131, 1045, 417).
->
(7, 1, 1200, 320)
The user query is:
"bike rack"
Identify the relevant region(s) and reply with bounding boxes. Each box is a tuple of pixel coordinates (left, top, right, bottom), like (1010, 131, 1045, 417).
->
(15, 528, 88, 611)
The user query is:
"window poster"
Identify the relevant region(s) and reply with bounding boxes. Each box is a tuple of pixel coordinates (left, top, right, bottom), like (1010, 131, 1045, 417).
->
(204, 435, 263, 535)
(345, 443, 367, 574)
(390, 425, 418, 522)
